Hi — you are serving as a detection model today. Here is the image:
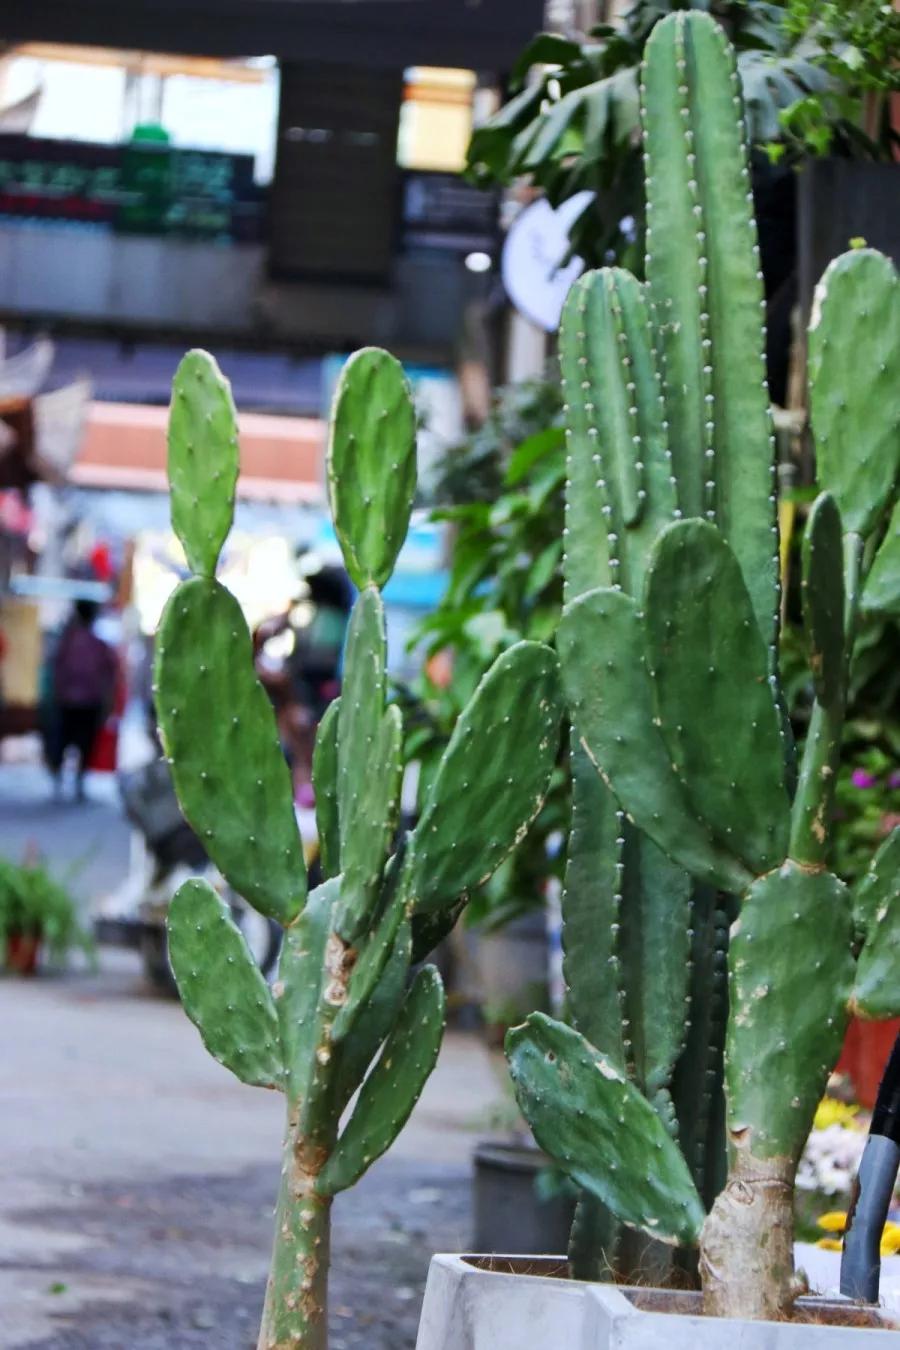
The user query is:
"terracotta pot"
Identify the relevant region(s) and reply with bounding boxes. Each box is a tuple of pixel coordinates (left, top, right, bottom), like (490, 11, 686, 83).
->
(6, 930, 41, 975)
(836, 1016, 900, 1108)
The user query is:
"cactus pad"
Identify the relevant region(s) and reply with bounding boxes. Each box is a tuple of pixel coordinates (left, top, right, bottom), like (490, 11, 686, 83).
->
(167, 879, 283, 1090)
(333, 919, 411, 1112)
(727, 863, 853, 1161)
(852, 827, 900, 941)
(558, 586, 753, 895)
(801, 493, 845, 708)
(643, 520, 789, 874)
(317, 965, 445, 1196)
(273, 878, 336, 1113)
(154, 578, 305, 925)
(312, 697, 341, 879)
(507, 1013, 705, 1245)
(408, 641, 562, 912)
(330, 873, 407, 1044)
(809, 249, 900, 540)
(864, 499, 900, 617)
(852, 829, 900, 1018)
(167, 350, 239, 578)
(335, 587, 401, 939)
(327, 347, 417, 590)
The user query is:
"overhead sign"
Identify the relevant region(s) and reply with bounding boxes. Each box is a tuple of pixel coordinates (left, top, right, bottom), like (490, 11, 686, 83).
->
(501, 191, 595, 333)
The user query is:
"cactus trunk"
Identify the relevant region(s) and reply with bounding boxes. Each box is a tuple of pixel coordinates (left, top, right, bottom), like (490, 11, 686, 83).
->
(258, 1132, 332, 1350)
(699, 1153, 795, 1320)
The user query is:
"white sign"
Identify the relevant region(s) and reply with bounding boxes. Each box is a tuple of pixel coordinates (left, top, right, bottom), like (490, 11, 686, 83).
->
(501, 190, 595, 332)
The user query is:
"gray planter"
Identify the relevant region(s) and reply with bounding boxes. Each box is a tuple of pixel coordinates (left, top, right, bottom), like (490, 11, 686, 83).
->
(415, 1253, 900, 1349)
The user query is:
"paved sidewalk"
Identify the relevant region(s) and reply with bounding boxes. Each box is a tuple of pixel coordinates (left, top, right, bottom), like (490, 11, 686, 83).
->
(0, 959, 503, 1347)
(0, 754, 509, 1346)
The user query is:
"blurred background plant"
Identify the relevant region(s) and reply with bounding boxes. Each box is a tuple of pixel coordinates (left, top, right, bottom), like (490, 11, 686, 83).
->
(466, 0, 896, 271)
(398, 378, 568, 939)
(472, 0, 836, 271)
(0, 855, 94, 971)
(777, 0, 900, 159)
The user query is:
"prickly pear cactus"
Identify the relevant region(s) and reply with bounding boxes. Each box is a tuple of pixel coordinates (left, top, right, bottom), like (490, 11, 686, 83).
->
(507, 10, 900, 1325)
(155, 348, 563, 1349)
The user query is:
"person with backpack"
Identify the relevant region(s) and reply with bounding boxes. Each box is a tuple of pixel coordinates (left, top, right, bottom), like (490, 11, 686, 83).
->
(47, 600, 117, 802)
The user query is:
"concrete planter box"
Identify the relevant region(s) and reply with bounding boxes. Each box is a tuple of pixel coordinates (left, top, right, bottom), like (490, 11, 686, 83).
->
(416, 1254, 900, 1350)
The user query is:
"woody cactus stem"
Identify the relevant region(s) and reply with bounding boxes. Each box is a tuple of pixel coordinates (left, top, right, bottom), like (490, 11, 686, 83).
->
(510, 8, 900, 1324)
(155, 348, 563, 1348)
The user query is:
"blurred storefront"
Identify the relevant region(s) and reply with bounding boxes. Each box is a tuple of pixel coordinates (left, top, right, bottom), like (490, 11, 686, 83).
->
(0, 0, 538, 750)
(0, 1, 539, 359)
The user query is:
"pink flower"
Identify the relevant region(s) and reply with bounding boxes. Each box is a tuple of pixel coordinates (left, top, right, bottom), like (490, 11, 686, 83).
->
(852, 769, 878, 789)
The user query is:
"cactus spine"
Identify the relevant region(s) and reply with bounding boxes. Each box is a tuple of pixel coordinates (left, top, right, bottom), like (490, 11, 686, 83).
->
(155, 348, 563, 1348)
(508, 9, 900, 1322)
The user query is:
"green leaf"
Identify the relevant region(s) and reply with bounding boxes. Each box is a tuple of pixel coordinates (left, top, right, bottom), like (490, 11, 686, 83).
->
(509, 33, 583, 91)
(504, 427, 565, 487)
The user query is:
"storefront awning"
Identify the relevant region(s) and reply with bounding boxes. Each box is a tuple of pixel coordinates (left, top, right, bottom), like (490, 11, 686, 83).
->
(72, 401, 325, 503)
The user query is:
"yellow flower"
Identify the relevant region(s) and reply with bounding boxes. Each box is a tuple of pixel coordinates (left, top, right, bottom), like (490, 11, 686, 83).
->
(880, 1222, 900, 1256)
(816, 1237, 844, 1251)
(814, 1099, 861, 1131)
(817, 1211, 848, 1233)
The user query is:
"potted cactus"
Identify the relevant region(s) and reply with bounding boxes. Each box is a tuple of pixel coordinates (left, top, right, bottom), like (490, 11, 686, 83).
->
(153, 344, 563, 1348)
(416, 12, 900, 1347)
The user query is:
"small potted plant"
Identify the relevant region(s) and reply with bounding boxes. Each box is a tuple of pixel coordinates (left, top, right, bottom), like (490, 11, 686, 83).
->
(0, 857, 93, 974)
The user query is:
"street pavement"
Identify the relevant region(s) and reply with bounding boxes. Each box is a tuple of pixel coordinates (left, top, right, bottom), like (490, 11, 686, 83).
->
(0, 757, 505, 1348)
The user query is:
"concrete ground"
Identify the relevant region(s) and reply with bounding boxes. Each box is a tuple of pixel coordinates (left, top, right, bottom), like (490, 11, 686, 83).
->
(0, 758, 505, 1348)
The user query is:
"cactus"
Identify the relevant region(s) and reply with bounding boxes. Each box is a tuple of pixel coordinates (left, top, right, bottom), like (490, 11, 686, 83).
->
(155, 347, 563, 1349)
(507, 9, 900, 1323)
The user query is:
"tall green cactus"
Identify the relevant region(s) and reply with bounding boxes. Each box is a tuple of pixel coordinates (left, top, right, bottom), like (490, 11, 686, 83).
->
(507, 9, 900, 1323)
(155, 347, 563, 1349)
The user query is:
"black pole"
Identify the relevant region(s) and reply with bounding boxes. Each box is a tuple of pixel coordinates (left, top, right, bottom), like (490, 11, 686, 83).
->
(841, 1029, 900, 1302)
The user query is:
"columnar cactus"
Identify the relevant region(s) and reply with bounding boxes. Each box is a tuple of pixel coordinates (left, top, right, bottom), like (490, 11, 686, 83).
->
(154, 348, 563, 1349)
(506, 10, 900, 1323)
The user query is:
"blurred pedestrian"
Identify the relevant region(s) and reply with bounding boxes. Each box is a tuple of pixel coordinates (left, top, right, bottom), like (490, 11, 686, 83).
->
(47, 600, 117, 802)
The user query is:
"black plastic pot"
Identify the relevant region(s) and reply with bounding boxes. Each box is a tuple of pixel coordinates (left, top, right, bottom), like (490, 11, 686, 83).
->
(472, 1141, 575, 1256)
